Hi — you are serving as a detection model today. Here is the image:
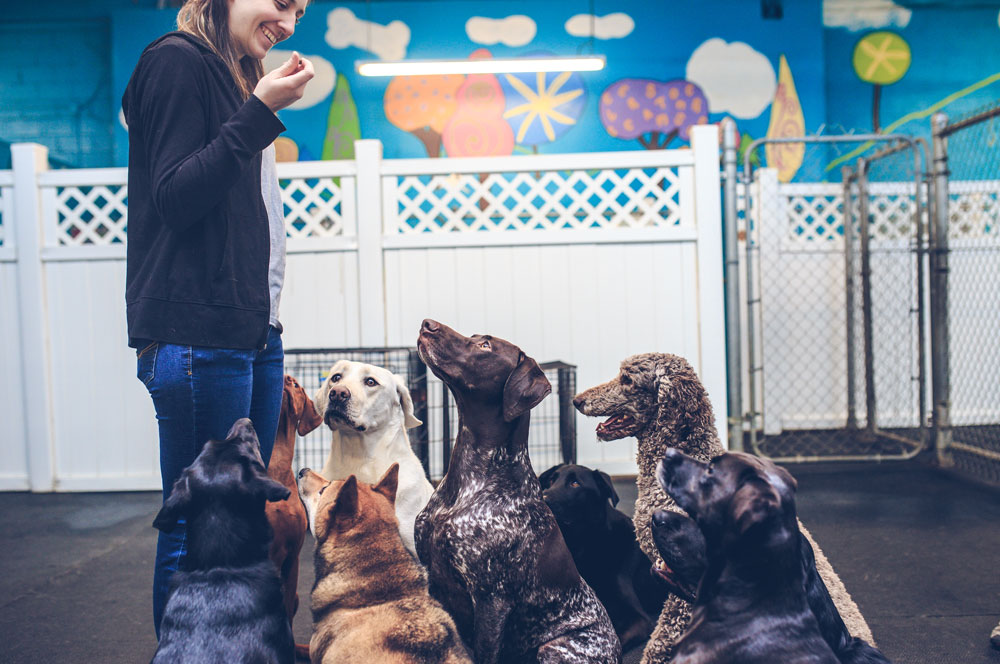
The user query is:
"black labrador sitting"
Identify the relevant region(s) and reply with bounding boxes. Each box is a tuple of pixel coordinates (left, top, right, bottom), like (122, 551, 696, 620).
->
(151, 419, 294, 664)
(538, 463, 667, 652)
(415, 319, 621, 664)
(649, 510, 890, 664)
(655, 449, 839, 664)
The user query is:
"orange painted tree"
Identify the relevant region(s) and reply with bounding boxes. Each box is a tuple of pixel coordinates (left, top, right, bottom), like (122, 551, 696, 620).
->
(384, 74, 464, 157)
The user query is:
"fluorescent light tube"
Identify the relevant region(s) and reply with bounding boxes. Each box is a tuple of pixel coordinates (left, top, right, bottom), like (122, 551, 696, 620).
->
(356, 55, 606, 77)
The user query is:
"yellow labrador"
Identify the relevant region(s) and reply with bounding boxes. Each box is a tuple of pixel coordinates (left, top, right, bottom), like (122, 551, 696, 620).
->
(312, 359, 433, 555)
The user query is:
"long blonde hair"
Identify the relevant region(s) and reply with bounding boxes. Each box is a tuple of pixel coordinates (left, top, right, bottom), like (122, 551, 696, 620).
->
(175, 0, 263, 99)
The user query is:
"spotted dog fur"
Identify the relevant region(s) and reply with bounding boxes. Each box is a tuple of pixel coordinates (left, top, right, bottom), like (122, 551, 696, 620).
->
(415, 319, 621, 664)
(574, 353, 874, 664)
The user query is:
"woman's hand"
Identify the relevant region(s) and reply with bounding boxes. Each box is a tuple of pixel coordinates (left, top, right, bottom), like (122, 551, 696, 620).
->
(253, 51, 315, 113)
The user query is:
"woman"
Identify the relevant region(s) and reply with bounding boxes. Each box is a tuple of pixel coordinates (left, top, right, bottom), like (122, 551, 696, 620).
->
(121, 0, 313, 636)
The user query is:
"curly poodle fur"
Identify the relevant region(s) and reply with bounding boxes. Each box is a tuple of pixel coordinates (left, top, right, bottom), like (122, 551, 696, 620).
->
(575, 352, 874, 663)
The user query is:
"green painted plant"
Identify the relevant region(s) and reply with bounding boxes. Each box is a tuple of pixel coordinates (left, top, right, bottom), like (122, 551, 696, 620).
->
(322, 73, 361, 161)
(852, 31, 911, 133)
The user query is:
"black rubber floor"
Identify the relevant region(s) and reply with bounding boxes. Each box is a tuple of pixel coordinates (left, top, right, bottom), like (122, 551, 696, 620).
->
(789, 461, 1000, 664)
(0, 461, 997, 663)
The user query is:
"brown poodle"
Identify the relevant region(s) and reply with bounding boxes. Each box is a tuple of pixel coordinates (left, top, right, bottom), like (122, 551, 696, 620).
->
(575, 352, 874, 664)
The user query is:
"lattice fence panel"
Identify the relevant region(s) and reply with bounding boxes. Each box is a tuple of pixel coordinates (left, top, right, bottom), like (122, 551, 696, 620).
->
(784, 191, 843, 244)
(868, 192, 920, 242)
(394, 166, 683, 234)
(781, 182, 924, 251)
(779, 183, 920, 248)
(48, 176, 350, 246)
(281, 177, 346, 239)
(56, 185, 128, 245)
(949, 181, 1000, 240)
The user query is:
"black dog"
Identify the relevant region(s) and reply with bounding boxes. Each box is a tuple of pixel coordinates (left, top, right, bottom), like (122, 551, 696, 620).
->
(648, 509, 706, 604)
(415, 320, 621, 664)
(538, 463, 667, 652)
(656, 449, 839, 664)
(151, 419, 294, 664)
(649, 509, 890, 664)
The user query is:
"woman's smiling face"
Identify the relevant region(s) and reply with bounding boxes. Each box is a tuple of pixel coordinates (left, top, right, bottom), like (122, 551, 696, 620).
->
(228, 0, 306, 60)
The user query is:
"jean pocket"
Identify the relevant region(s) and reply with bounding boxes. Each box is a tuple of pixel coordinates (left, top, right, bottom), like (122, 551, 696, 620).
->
(136, 342, 159, 387)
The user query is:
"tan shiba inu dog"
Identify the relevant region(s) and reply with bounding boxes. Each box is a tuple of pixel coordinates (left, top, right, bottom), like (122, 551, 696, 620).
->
(298, 464, 472, 664)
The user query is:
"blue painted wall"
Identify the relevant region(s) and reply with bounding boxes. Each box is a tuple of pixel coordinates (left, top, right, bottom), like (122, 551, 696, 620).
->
(3, 1, 999, 169)
(825, 5, 1000, 135)
(110, 1, 827, 165)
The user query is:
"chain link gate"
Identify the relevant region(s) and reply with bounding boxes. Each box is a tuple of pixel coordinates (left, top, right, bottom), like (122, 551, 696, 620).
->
(728, 130, 931, 462)
(931, 104, 1000, 485)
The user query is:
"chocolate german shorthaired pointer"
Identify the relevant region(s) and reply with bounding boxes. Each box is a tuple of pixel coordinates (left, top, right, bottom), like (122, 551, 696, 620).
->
(415, 319, 621, 664)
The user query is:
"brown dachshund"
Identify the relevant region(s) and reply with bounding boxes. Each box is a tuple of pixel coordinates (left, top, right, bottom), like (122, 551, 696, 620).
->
(266, 374, 323, 660)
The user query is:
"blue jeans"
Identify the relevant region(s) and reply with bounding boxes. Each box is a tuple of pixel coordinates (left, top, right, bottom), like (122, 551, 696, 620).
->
(136, 326, 284, 638)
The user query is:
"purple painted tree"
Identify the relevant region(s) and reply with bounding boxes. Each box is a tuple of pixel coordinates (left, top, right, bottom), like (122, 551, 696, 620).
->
(600, 78, 709, 149)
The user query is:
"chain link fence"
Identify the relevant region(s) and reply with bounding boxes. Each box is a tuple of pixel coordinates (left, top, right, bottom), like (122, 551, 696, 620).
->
(735, 133, 928, 461)
(849, 139, 929, 451)
(933, 103, 1000, 485)
(283, 348, 576, 481)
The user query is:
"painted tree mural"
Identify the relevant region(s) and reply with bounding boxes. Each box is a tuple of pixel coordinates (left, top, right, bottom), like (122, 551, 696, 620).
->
(322, 73, 361, 160)
(600, 78, 708, 149)
(442, 49, 514, 158)
(499, 52, 587, 153)
(384, 74, 464, 158)
(765, 55, 805, 183)
(852, 31, 911, 133)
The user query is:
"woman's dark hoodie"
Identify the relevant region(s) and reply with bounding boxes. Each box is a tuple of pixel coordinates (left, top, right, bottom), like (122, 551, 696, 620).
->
(122, 32, 285, 349)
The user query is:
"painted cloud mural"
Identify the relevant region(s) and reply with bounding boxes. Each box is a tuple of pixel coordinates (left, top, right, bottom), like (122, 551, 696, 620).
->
(686, 39, 776, 120)
(564, 13, 635, 39)
(325, 7, 410, 60)
(824, 0, 912, 31)
(466, 15, 537, 47)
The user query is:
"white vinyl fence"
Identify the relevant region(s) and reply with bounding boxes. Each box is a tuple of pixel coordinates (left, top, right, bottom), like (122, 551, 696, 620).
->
(0, 128, 726, 492)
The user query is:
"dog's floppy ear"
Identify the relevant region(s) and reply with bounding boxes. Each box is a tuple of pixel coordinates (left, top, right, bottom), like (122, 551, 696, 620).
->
(374, 463, 399, 504)
(153, 474, 192, 532)
(537, 464, 564, 490)
(394, 376, 422, 429)
(654, 356, 699, 424)
(311, 369, 333, 423)
(731, 481, 782, 537)
(503, 352, 552, 422)
(770, 464, 798, 492)
(288, 374, 323, 436)
(254, 473, 292, 503)
(331, 475, 360, 523)
(592, 469, 620, 507)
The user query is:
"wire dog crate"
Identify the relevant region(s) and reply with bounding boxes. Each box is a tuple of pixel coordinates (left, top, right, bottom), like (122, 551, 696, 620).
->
(283, 348, 577, 481)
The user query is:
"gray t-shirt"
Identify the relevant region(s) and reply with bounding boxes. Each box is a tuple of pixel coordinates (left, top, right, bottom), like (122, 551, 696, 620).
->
(260, 143, 286, 329)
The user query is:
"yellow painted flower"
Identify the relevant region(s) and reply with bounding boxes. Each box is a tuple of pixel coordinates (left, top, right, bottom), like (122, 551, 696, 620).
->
(500, 62, 588, 147)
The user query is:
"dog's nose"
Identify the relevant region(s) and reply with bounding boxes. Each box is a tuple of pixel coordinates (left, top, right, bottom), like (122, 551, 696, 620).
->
(421, 319, 439, 333)
(330, 385, 350, 402)
(297, 467, 311, 479)
(572, 395, 584, 409)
